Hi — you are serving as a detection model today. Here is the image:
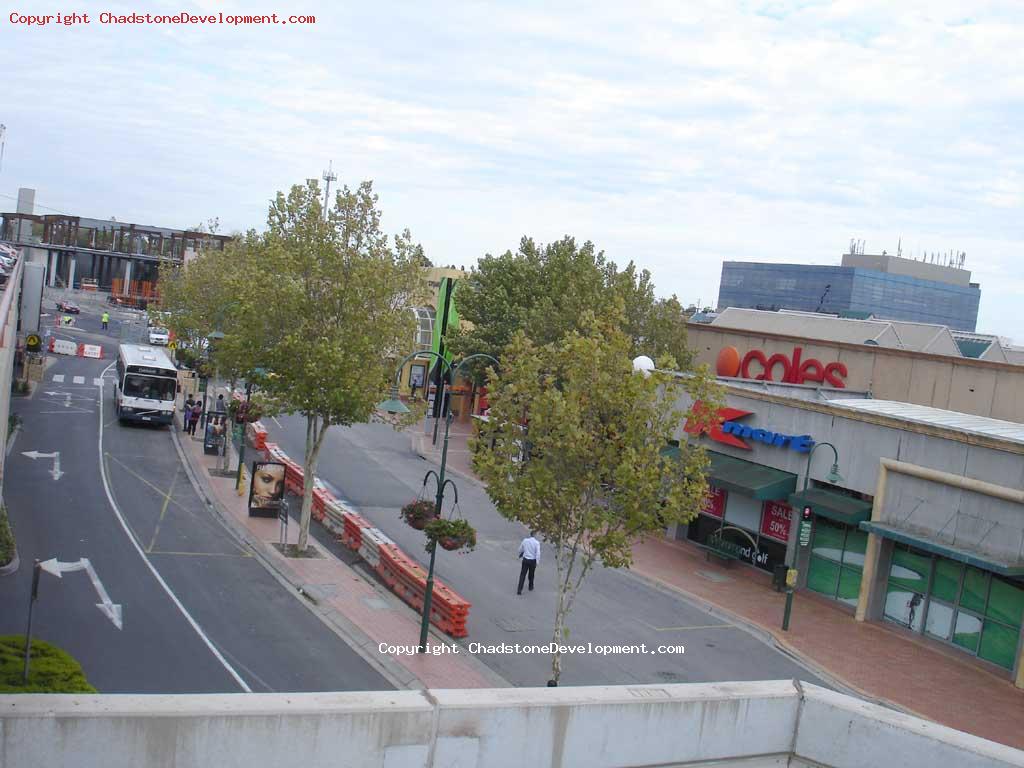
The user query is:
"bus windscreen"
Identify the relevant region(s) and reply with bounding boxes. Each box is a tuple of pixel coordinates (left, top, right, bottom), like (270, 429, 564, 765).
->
(122, 374, 176, 401)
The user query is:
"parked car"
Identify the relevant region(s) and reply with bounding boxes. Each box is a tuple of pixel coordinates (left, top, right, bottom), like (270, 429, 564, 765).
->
(56, 300, 81, 314)
(148, 327, 170, 345)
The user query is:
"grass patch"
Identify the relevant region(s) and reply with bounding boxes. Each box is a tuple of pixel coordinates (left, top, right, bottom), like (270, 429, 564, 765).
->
(0, 505, 15, 568)
(0, 635, 97, 693)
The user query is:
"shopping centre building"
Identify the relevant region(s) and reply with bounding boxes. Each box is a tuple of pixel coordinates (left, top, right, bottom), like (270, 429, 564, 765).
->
(667, 311, 1024, 686)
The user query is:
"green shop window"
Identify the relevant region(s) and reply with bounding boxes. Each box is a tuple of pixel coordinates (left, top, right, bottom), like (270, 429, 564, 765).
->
(882, 544, 1024, 671)
(807, 518, 867, 607)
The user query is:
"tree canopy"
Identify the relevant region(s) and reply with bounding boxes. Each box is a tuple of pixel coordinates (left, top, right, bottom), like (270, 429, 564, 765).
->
(472, 316, 722, 683)
(448, 236, 694, 375)
(161, 179, 424, 551)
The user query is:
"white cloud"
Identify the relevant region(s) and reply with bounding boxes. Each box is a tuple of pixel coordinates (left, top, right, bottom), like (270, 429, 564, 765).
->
(2, 0, 1022, 338)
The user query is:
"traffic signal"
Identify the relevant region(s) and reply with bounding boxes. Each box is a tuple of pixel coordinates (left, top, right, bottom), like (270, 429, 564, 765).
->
(802, 506, 812, 521)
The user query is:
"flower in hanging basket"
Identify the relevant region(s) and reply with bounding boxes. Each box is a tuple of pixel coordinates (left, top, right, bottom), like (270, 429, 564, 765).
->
(424, 518, 477, 552)
(400, 499, 438, 530)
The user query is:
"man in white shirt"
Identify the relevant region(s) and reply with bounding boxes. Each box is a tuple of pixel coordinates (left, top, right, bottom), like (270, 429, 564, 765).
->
(517, 532, 541, 595)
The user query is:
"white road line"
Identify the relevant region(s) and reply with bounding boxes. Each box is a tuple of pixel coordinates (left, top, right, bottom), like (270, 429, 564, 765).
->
(93, 377, 104, 386)
(95, 363, 251, 692)
(52, 374, 65, 383)
(73, 376, 85, 384)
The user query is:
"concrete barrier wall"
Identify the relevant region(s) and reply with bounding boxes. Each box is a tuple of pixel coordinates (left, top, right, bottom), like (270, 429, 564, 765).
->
(2, 681, 1023, 768)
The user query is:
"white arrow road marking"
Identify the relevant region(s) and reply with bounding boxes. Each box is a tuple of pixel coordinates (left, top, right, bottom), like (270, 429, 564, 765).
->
(38, 558, 123, 629)
(93, 365, 251, 691)
(22, 450, 63, 480)
(64, 394, 72, 409)
(52, 374, 64, 383)
(73, 376, 85, 384)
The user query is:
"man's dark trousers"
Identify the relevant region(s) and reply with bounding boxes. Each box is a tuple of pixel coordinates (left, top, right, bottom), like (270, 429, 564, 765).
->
(517, 558, 537, 594)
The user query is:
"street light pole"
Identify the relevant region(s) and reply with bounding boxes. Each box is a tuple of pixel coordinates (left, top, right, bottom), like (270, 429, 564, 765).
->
(235, 382, 253, 492)
(418, 424, 458, 653)
(379, 350, 498, 653)
(783, 441, 843, 631)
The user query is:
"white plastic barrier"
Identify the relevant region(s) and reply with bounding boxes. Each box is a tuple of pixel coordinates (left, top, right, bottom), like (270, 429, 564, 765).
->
(80, 344, 103, 359)
(50, 338, 78, 356)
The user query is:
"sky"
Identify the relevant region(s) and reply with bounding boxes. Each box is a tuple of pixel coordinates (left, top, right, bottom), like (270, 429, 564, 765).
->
(2, 1, 1022, 338)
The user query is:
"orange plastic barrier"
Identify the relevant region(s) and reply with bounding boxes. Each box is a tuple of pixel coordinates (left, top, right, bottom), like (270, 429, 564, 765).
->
(261, 442, 471, 637)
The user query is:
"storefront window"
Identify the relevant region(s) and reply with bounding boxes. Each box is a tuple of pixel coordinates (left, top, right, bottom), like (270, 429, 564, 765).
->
(882, 544, 1024, 671)
(953, 612, 982, 652)
(808, 518, 865, 607)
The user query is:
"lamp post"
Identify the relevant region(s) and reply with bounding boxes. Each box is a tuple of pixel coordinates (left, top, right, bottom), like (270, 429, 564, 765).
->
(379, 350, 499, 653)
(783, 441, 844, 631)
(803, 441, 844, 492)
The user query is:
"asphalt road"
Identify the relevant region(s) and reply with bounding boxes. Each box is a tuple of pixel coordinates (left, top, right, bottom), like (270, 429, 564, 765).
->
(265, 416, 831, 688)
(0, 306, 391, 693)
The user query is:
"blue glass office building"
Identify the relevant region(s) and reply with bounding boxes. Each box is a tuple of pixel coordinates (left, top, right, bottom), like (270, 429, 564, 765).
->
(717, 259, 981, 331)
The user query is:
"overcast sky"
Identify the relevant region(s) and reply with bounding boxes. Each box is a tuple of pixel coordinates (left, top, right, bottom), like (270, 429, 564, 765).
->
(3, 1, 1021, 338)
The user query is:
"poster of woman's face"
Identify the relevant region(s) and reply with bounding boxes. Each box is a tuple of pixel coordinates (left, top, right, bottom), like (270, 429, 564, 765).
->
(248, 461, 286, 512)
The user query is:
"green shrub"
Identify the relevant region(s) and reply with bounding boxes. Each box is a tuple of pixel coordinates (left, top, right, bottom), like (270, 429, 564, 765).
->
(0, 505, 14, 567)
(0, 635, 96, 693)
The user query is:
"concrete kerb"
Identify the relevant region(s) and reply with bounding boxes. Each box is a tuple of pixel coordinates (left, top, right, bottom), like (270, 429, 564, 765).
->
(623, 564, 924, 719)
(168, 424, 421, 692)
(410, 432, 477, 483)
(410, 428, 918, 714)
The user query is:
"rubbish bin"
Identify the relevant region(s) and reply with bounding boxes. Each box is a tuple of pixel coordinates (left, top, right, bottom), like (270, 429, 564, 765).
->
(772, 564, 788, 592)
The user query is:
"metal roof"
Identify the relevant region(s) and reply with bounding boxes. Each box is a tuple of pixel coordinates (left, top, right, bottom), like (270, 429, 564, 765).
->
(829, 399, 1024, 446)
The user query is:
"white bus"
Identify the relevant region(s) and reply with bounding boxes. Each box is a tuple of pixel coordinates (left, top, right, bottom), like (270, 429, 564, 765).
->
(115, 344, 178, 425)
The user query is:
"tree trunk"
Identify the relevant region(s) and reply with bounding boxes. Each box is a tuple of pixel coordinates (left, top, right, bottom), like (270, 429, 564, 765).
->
(550, 549, 570, 684)
(297, 413, 329, 552)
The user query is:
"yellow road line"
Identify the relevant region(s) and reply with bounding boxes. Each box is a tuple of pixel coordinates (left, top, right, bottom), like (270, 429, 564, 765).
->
(146, 470, 179, 553)
(148, 550, 252, 558)
(640, 620, 735, 632)
(105, 452, 192, 514)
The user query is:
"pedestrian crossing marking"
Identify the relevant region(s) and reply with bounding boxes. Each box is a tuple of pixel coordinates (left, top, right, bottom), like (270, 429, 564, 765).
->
(94, 378, 104, 386)
(52, 374, 64, 383)
(73, 376, 85, 384)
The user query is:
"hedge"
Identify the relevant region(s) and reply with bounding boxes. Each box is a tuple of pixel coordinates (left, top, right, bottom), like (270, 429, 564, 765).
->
(0, 635, 97, 693)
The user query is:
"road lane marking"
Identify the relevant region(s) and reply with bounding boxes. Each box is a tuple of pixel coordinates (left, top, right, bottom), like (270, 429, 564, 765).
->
(52, 374, 64, 383)
(105, 453, 191, 515)
(146, 470, 180, 553)
(96, 365, 252, 693)
(270, 415, 283, 428)
(639, 620, 735, 632)
(73, 376, 85, 384)
(149, 550, 253, 558)
(93, 377, 104, 386)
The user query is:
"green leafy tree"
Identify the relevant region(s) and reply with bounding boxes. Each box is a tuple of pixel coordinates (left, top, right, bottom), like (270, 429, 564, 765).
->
(473, 316, 721, 683)
(449, 236, 693, 378)
(162, 180, 423, 552)
(221, 180, 422, 552)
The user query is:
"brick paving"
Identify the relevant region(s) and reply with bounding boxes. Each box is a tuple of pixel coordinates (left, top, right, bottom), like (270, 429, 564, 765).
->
(416, 424, 1024, 750)
(176, 412, 501, 691)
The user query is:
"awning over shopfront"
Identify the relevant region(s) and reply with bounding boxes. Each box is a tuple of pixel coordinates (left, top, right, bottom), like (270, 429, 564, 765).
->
(859, 521, 1024, 577)
(660, 446, 797, 500)
(788, 488, 873, 525)
(706, 451, 796, 500)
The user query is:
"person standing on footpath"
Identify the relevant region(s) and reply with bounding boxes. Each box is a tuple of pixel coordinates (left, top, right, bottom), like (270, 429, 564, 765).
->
(188, 400, 202, 436)
(517, 531, 541, 595)
(101, 311, 109, 330)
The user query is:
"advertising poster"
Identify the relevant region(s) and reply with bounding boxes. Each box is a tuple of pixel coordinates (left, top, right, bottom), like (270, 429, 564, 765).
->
(203, 413, 228, 455)
(700, 486, 727, 518)
(248, 461, 286, 517)
(760, 501, 793, 542)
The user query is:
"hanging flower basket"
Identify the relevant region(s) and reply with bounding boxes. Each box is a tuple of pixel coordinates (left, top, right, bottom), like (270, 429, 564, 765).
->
(424, 518, 477, 552)
(400, 499, 438, 530)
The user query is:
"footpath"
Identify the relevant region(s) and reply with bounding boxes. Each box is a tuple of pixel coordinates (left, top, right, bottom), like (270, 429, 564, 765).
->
(413, 421, 1024, 751)
(172, 402, 505, 692)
